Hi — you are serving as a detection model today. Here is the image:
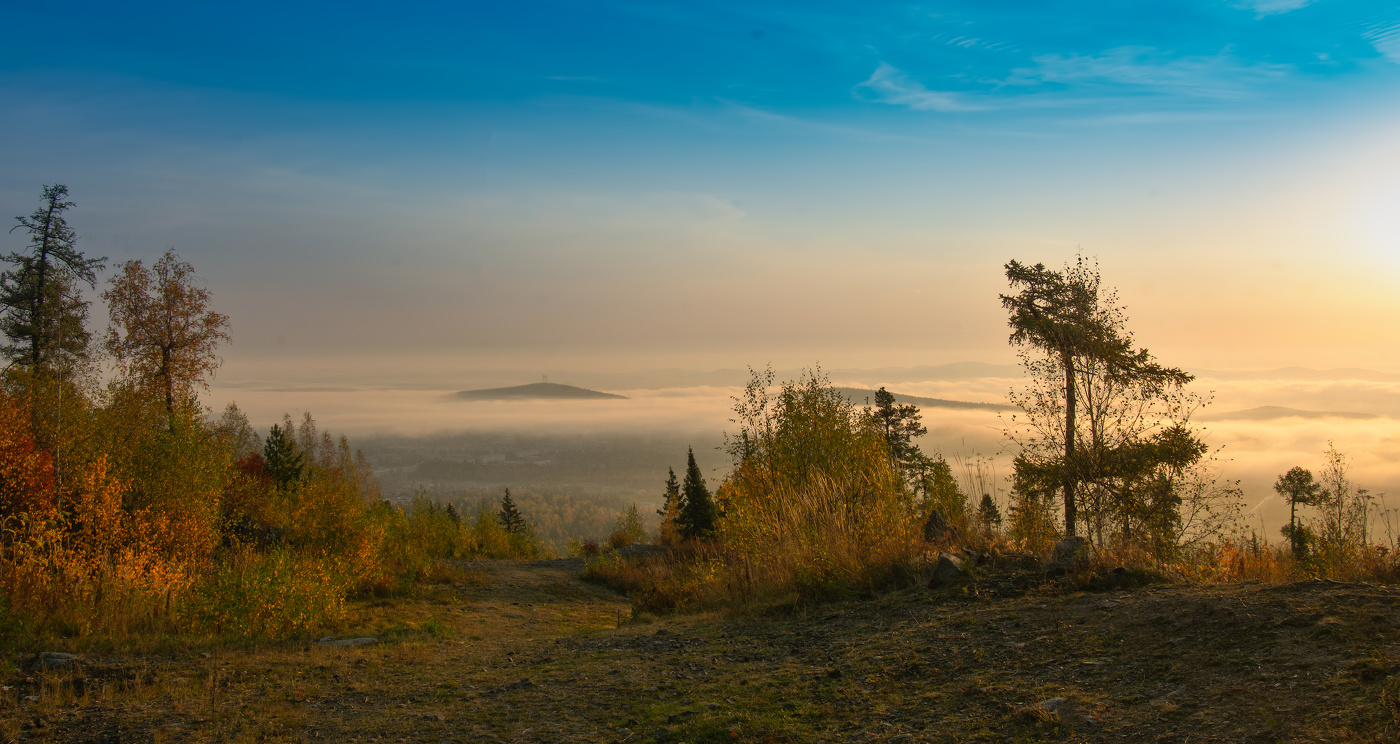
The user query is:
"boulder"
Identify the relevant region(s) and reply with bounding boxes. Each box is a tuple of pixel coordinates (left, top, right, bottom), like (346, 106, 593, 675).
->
(27, 652, 78, 672)
(1049, 536, 1091, 572)
(922, 510, 960, 543)
(929, 552, 970, 588)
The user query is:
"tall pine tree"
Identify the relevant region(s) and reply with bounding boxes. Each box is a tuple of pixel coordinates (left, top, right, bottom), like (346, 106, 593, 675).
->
(498, 488, 525, 534)
(678, 447, 715, 540)
(658, 466, 680, 517)
(1, 185, 105, 376)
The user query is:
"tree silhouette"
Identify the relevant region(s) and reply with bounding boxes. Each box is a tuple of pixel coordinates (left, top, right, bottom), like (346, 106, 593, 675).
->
(678, 447, 715, 540)
(658, 466, 680, 518)
(1002, 256, 1192, 539)
(498, 488, 525, 534)
(1275, 466, 1322, 560)
(1, 184, 105, 376)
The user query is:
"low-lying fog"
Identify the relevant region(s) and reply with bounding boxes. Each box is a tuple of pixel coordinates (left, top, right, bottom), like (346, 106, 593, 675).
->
(208, 365, 1400, 545)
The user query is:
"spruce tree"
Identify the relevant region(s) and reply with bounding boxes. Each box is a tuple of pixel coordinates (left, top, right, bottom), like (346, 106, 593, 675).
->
(658, 466, 680, 517)
(977, 493, 1004, 530)
(1, 185, 106, 376)
(678, 447, 715, 540)
(264, 424, 304, 491)
(498, 488, 525, 534)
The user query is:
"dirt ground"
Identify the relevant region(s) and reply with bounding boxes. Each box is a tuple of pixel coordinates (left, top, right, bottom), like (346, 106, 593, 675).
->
(5, 558, 1400, 743)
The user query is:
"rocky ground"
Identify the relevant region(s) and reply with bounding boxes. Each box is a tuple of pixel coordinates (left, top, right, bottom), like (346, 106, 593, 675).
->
(4, 557, 1400, 743)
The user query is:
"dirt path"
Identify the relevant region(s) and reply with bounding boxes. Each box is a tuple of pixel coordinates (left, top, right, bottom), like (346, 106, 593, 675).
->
(7, 562, 1400, 743)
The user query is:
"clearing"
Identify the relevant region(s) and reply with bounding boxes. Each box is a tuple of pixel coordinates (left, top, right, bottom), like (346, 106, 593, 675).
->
(5, 557, 1400, 742)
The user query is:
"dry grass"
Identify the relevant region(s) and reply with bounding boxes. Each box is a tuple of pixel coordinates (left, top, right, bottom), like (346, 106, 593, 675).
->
(7, 556, 1400, 743)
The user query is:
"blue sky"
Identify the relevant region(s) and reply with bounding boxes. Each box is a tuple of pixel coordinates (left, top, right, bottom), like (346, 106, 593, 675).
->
(3, 1, 1400, 379)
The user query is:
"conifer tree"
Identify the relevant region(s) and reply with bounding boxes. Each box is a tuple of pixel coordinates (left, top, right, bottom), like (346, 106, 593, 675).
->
(498, 488, 525, 534)
(658, 466, 680, 517)
(871, 387, 927, 473)
(977, 493, 1004, 530)
(678, 447, 715, 540)
(264, 423, 303, 491)
(1275, 466, 1322, 560)
(1, 184, 106, 377)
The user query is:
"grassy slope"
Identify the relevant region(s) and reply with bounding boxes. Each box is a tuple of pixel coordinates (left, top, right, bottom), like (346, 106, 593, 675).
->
(7, 560, 1399, 743)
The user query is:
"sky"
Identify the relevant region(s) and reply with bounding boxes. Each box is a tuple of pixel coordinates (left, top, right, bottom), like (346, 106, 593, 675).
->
(3, 1, 1400, 379)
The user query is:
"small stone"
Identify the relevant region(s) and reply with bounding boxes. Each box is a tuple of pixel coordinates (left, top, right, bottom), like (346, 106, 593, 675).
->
(1038, 697, 1068, 713)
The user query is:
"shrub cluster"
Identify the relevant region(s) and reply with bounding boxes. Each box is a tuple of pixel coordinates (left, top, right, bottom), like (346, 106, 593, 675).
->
(0, 391, 546, 643)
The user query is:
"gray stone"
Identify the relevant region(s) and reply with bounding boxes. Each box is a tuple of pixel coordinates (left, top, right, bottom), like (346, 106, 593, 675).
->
(922, 510, 959, 543)
(1038, 697, 1068, 713)
(1050, 536, 1091, 570)
(317, 637, 378, 647)
(27, 652, 78, 672)
(929, 552, 969, 588)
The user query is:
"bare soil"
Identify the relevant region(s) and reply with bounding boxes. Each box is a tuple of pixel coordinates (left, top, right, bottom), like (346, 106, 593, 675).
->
(5, 558, 1399, 743)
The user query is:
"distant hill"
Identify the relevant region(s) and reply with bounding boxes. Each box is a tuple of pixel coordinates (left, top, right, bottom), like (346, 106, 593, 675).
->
(1199, 405, 1378, 422)
(834, 387, 1006, 412)
(453, 383, 627, 401)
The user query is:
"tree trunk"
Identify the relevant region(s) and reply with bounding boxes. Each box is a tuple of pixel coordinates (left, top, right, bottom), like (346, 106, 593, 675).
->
(1063, 353, 1077, 536)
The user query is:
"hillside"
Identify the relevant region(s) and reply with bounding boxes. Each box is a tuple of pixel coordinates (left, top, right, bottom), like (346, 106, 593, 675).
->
(454, 382, 628, 400)
(29, 559, 1399, 742)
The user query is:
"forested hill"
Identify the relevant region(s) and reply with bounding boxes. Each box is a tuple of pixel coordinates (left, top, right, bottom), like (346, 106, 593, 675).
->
(454, 382, 627, 400)
(834, 387, 1006, 412)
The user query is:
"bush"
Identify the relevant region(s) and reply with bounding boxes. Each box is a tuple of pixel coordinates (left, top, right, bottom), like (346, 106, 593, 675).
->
(718, 369, 919, 602)
(182, 547, 351, 637)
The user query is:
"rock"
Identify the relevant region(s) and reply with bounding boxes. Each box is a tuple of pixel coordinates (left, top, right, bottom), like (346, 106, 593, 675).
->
(27, 652, 78, 672)
(929, 552, 970, 588)
(1038, 697, 1069, 713)
(613, 543, 672, 559)
(1049, 536, 1091, 571)
(317, 637, 378, 647)
(922, 510, 959, 543)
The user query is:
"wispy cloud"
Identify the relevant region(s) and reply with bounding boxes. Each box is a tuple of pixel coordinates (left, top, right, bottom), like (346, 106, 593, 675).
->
(1234, 0, 1314, 15)
(1364, 21, 1400, 64)
(1011, 46, 1292, 99)
(854, 63, 985, 112)
(856, 47, 1293, 116)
